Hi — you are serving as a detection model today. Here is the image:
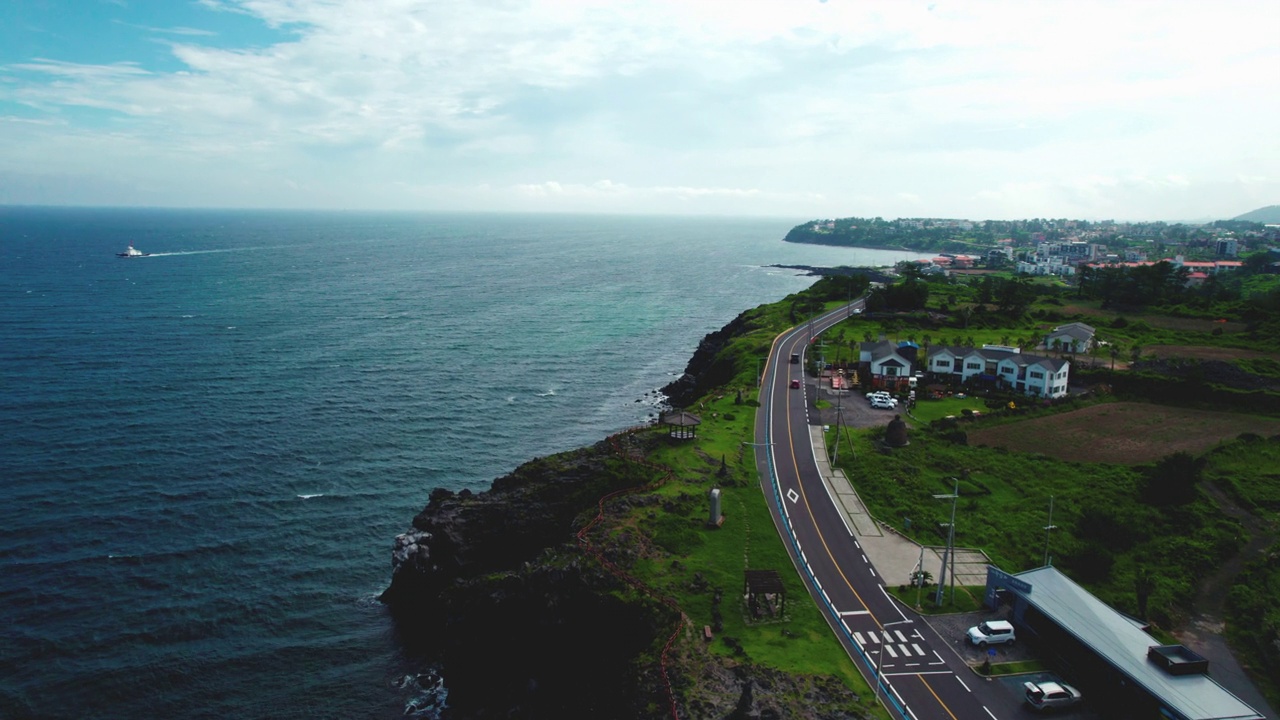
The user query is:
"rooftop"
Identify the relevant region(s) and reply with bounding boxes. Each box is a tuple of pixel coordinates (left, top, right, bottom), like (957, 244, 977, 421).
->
(1014, 567, 1263, 720)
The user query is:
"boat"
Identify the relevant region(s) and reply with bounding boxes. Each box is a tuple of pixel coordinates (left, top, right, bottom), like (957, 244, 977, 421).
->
(116, 245, 150, 258)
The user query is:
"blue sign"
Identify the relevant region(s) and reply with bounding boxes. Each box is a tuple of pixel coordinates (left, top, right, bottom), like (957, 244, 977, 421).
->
(987, 566, 1032, 594)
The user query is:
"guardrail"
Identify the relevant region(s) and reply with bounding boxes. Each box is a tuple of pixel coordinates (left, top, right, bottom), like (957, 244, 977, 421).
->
(759, 305, 912, 719)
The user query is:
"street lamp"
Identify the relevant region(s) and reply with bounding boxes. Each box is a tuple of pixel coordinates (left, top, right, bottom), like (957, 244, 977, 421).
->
(1043, 495, 1057, 567)
(874, 619, 914, 708)
(933, 477, 959, 607)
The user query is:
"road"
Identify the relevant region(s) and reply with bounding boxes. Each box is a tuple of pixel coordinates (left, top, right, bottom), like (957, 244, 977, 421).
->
(752, 301, 1003, 720)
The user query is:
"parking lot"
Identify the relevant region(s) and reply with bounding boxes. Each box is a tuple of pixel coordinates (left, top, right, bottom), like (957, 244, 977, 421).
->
(923, 610, 1101, 719)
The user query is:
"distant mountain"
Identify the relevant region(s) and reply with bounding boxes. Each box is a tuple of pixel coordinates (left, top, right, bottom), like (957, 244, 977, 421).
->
(1233, 205, 1280, 223)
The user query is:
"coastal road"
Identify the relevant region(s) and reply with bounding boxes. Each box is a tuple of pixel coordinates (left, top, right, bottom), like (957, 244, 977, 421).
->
(752, 301, 1002, 720)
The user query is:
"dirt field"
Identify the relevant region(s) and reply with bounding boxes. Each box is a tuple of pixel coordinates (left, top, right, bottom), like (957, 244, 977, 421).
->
(967, 402, 1280, 465)
(1057, 305, 1249, 334)
(1143, 345, 1274, 362)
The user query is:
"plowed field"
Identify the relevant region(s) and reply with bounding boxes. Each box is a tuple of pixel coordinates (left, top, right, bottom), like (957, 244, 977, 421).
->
(967, 402, 1280, 464)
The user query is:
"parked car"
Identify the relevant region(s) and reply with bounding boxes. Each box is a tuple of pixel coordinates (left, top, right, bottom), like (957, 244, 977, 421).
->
(1024, 680, 1082, 712)
(790, 379, 801, 389)
(870, 397, 895, 409)
(966, 620, 1015, 647)
(867, 392, 898, 407)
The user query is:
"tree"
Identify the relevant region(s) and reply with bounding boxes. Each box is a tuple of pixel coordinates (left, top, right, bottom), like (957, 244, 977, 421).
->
(1135, 567, 1156, 620)
(1141, 452, 1206, 506)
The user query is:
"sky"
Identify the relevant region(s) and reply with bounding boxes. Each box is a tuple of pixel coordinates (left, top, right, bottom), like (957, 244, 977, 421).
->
(1, 0, 1277, 221)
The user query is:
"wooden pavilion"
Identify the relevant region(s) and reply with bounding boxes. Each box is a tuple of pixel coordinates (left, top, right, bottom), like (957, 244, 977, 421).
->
(744, 569, 786, 620)
(659, 410, 701, 440)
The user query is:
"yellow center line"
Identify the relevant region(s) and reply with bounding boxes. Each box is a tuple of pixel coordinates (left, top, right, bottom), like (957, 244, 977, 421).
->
(917, 676, 960, 720)
(781, 332, 876, 623)
(775, 311, 966, 720)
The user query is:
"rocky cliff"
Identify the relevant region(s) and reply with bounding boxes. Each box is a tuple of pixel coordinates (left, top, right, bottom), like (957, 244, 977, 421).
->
(383, 320, 870, 719)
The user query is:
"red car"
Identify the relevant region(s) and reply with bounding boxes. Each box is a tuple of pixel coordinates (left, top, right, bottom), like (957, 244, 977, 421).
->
(790, 379, 801, 389)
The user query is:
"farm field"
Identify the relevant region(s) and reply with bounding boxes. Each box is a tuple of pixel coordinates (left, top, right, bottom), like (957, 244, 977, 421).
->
(1143, 345, 1275, 362)
(967, 402, 1280, 464)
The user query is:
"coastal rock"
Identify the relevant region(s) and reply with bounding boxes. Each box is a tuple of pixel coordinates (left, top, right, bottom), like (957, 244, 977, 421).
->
(662, 310, 753, 408)
(390, 529, 433, 578)
(381, 439, 667, 717)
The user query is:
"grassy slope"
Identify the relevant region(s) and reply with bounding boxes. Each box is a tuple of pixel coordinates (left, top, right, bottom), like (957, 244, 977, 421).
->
(598, 293, 885, 715)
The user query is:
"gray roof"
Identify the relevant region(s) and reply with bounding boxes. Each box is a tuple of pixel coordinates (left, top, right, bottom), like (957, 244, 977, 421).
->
(1048, 322, 1096, 342)
(861, 340, 911, 366)
(927, 346, 1069, 374)
(1014, 567, 1263, 720)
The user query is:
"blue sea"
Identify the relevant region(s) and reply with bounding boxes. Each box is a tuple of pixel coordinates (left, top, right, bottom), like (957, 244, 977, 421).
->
(0, 208, 923, 719)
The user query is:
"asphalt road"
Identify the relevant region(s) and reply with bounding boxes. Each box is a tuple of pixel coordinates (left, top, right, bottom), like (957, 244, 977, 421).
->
(753, 301, 1012, 720)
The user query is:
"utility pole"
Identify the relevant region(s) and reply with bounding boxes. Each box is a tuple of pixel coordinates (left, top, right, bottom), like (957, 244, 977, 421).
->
(1043, 495, 1057, 567)
(933, 477, 959, 607)
(915, 543, 926, 609)
(874, 619, 913, 710)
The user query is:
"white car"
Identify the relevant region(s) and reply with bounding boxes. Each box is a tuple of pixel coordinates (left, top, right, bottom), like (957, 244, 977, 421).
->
(1024, 680, 1082, 712)
(867, 392, 898, 407)
(966, 620, 1015, 647)
(870, 397, 896, 410)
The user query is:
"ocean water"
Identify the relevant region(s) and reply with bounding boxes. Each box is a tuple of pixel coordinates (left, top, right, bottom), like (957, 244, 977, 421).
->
(0, 208, 924, 719)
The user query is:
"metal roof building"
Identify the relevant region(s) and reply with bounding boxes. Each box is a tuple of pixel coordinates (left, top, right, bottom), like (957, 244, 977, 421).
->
(986, 566, 1264, 720)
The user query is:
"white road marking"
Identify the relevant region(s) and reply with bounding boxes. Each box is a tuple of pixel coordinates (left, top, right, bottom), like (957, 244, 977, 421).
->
(839, 610, 870, 617)
(884, 645, 898, 658)
(956, 675, 971, 693)
(787, 488, 799, 503)
(912, 643, 925, 655)
(983, 707, 997, 720)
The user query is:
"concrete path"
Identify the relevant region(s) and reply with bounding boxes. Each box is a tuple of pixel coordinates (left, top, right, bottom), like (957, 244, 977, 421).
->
(808, 425, 992, 594)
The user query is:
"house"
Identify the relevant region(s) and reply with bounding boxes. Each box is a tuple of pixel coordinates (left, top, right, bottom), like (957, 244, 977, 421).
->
(1044, 322, 1096, 354)
(926, 345, 1070, 398)
(859, 340, 916, 391)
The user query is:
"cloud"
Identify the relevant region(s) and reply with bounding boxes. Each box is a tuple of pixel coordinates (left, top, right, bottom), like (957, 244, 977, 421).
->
(1, 0, 1277, 217)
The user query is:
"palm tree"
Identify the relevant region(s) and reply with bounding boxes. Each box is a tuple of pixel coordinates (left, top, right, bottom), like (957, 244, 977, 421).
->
(1109, 344, 1120, 371)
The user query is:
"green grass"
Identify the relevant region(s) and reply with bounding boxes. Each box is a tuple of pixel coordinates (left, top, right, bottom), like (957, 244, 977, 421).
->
(985, 660, 1046, 676)
(623, 377, 879, 706)
(885, 585, 986, 614)
(907, 396, 993, 424)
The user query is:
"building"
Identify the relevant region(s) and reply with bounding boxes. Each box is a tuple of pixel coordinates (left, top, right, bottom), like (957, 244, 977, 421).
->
(926, 345, 1070, 398)
(1044, 322, 1096, 354)
(859, 340, 917, 391)
(984, 566, 1264, 720)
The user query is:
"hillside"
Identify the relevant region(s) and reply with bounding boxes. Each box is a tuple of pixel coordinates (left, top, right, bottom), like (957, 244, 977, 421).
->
(1234, 205, 1280, 224)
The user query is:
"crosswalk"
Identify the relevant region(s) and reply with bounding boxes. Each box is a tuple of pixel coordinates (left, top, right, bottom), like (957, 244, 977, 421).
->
(851, 627, 942, 669)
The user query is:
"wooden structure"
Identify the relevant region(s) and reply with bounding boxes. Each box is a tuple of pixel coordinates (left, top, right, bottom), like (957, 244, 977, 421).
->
(744, 569, 786, 620)
(659, 410, 701, 440)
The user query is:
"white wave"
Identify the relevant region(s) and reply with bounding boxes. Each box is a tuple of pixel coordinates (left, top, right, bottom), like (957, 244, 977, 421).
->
(536, 389, 556, 397)
(506, 396, 516, 403)
(298, 493, 324, 499)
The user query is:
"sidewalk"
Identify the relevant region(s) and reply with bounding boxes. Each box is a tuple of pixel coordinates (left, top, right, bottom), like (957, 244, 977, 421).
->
(808, 425, 992, 592)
